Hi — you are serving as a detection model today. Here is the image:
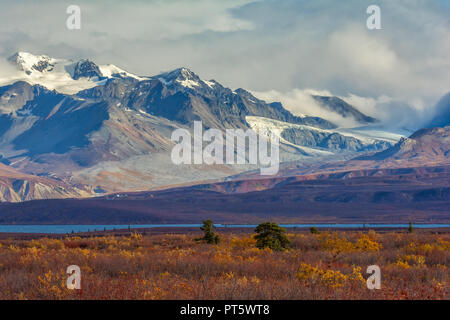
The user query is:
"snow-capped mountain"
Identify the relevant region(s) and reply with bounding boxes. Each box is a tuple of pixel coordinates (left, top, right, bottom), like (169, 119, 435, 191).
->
(8, 52, 57, 74)
(157, 67, 205, 89)
(2, 52, 146, 94)
(0, 52, 400, 201)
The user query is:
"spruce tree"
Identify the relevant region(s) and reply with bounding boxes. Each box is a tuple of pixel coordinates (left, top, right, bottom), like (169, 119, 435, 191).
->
(408, 222, 414, 233)
(196, 220, 221, 244)
(254, 222, 290, 251)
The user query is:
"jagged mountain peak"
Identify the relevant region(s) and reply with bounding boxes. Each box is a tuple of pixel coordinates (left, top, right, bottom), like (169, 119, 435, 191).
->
(69, 59, 103, 80)
(155, 68, 229, 93)
(234, 88, 260, 100)
(9, 52, 102, 77)
(162, 67, 197, 79)
(155, 67, 204, 89)
(8, 51, 57, 75)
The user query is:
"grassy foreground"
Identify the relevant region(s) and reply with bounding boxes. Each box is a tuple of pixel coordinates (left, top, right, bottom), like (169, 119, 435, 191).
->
(0, 229, 448, 300)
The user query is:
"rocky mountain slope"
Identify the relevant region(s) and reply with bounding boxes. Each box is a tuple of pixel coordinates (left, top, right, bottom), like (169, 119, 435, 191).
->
(0, 163, 92, 202)
(221, 124, 450, 190)
(358, 126, 450, 163)
(313, 95, 377, 124)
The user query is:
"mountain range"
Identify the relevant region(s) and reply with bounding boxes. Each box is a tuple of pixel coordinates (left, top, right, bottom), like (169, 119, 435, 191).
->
(0, 52, 404, 201)
(0, 51, 448, 226)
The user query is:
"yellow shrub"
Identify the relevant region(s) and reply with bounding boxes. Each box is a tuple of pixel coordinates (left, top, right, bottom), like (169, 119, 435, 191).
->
(237, 276, 248, 287)
(320, 269, 347, 288)
(417, 243, 434, 252)
(214, 249, 234, 264)
(348, 266, 365, 284)
(231, 236, 257, 249)
(395, 259, 410, 269)
(223, 271, 235, 279)
(296, 263, 323, 281)
(354, 234, 382, 251)
(250, 276, 261, 285)
(319, 233, 354, 252)
(296, 263, 363, 288)
(319, 232, 382, 253)
(437, 238, 450, 251)
(395, 254, 425, 269)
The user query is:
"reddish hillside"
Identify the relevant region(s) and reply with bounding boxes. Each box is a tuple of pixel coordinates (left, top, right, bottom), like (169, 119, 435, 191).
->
(0, 163, 92, 202)
(357, 126, 449, 163)
(0, 165, 448, 224)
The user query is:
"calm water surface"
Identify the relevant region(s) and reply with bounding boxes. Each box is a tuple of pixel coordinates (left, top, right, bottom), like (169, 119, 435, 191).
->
(0, 224, 449, 234)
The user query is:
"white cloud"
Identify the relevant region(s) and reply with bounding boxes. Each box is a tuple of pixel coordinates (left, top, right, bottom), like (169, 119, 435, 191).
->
(252, 89, 361, 128)
(0, 0, 448, 130)
(253, 88, 433, 131)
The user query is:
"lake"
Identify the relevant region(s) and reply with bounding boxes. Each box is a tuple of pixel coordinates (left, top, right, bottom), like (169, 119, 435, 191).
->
(0, 224, 449, 234)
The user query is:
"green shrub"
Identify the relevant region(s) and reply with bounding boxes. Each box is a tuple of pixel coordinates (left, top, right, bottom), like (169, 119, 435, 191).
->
(254, 222, 290, 251)
(196, 220, 221, 244)
(408, 222, 414, 233)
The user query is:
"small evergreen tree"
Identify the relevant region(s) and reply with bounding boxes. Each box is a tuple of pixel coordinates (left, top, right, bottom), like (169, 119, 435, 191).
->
(408, 222, 414, 233)
(196, 220, 221, 244)
(309, 227, 319, 234)
(254, 222, 290, 251)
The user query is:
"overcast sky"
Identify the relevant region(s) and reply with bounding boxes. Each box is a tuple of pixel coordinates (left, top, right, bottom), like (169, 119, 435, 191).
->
(0, 0, 449, 128)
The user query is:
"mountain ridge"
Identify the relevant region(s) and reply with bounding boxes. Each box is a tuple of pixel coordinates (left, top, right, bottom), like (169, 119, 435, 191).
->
(312, 95, 378, 124)
(0, 52, 401, 200)
(0, 162, 92, 202)
(357, 126, 450, 162)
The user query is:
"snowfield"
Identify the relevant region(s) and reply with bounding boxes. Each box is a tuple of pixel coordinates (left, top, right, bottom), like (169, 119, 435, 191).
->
(245, 116, 400, 155)
(0, 52, 146, 95)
